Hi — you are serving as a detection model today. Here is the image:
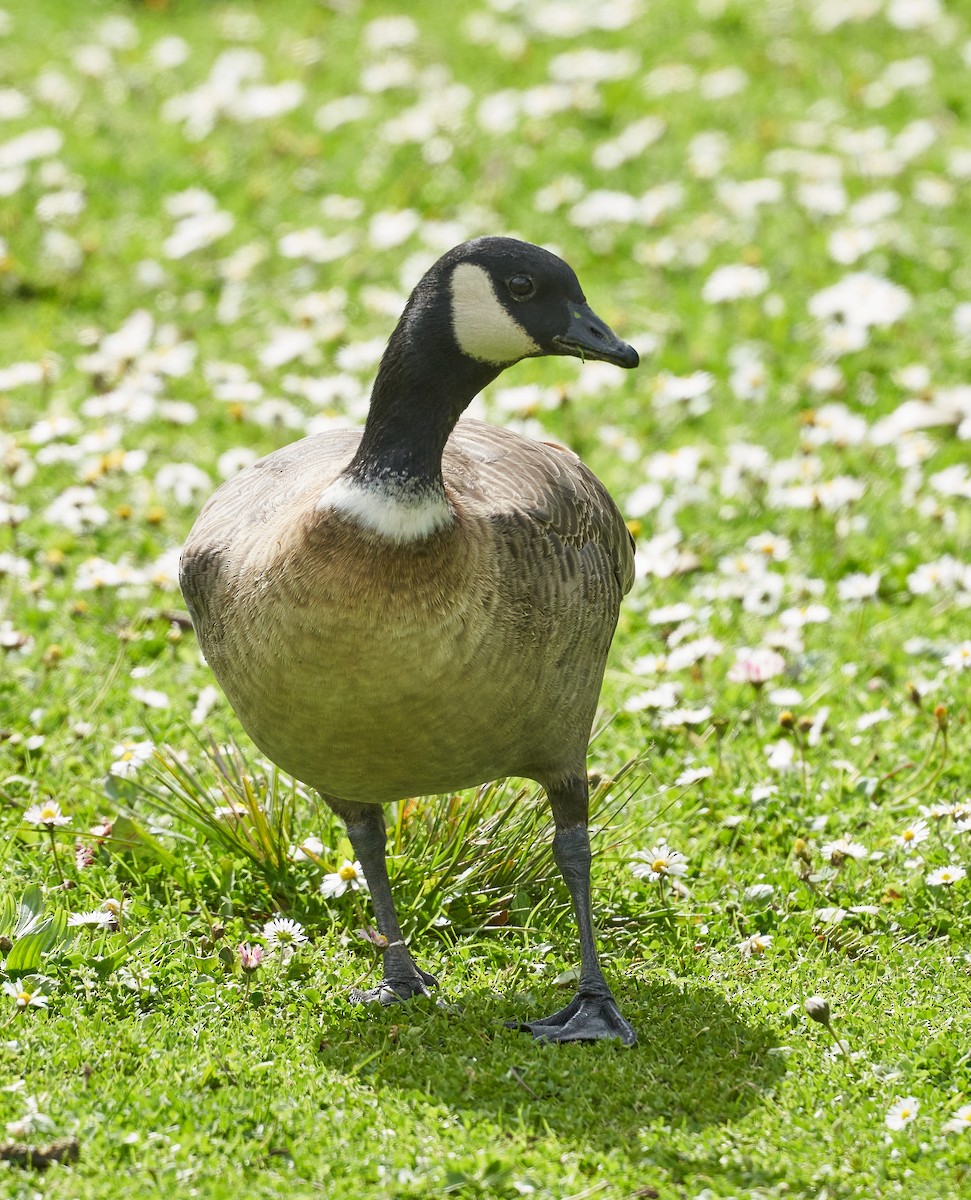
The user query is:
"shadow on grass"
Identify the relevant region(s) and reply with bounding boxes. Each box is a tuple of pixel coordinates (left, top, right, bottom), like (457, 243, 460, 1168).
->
(316, 977, 785, 1144)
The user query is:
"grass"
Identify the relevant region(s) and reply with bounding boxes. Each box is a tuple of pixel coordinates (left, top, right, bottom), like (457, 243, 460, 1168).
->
(1, 0, 971, 1196)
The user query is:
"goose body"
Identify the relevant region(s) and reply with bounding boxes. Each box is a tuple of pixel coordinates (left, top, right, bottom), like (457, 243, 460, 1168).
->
(182, 420, 632, 803)
(181, 237, 640, 1044)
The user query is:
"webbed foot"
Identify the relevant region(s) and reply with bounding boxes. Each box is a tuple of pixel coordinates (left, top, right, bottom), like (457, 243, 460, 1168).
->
(350, 966, 438, 1006)
(509, 990, 636, 1045)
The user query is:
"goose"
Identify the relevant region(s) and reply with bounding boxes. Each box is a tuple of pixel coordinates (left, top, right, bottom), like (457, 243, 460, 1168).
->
(180, 237, 640, 1044)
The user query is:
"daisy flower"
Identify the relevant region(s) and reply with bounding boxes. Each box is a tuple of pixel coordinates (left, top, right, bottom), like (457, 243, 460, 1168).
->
(675, 766, 714, 787)
(804, 995, 831, 1026)
(837, 571, 881, 603)
(291, 835, 325, 862)
(885, 1096, 919, 1130)
(213, 796, 249, 820)
(926, 864, 967, 887)
(659, 705, 713, 729)
(3, 981, 49, 1009)
(896, 818, 930, 849)
(4, 1094, 54, 1139)
(319, 859, 369, 898)
(820, 836, 868, 865)
(23, 800, 71, 828)
(108, 739, 155, 778)
(738, 933, 773, 958)
(943, 1104, 971, 1134)
(356, 926, 389, 949)
(262, 916, 308, 956)
(630, 842, 688, 882)
(67, 909, 114, 928)
(765, 740, 796, 772)
(702, 263, 769, 303)
(727, 647, 786, 686)
(943, 641, 971, 670)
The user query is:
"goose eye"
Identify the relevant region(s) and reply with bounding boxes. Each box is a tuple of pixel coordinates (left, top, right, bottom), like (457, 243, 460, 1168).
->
(507, 275, 534, 298)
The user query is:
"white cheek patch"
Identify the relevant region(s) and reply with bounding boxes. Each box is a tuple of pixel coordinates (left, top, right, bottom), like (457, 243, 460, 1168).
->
(449, 262, 540, 365)
(317, 476, 453, 543)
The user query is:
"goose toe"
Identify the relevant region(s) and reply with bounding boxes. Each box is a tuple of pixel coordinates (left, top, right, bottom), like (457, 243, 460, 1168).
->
(350, 967, 438, 1007)
(510, 990, 636, 1046)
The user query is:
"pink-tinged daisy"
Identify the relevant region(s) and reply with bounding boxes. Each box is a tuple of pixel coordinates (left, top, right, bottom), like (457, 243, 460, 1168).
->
(238, 943, 264, 971)
(727, 647, 786, 686)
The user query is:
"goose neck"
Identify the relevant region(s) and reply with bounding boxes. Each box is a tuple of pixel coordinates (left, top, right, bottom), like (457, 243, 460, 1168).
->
(345, 313, 500, 490)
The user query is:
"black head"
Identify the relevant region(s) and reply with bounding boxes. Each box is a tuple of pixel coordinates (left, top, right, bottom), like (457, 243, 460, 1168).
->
(351, 238, 638, 489)
(415, 237, 639, 371)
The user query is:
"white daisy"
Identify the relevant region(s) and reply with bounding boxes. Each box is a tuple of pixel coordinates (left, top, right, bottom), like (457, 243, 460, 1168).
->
(3, 981, 49, 1009)
(943, 1104, 971, 1134)
(291, 835, 326, 862)
(319, 859, 369, 898)
(262, 916, 308, 953)
(926, 864, 967, 887)
(885, 1096, 919, 1130)
(896, 819, 930, 849)
(23, 800, 71, 828)
(67, 909, 115, 928)
(738, 933, 773, 958)
(630, 843, 688, 882)
(942, 641, 971, 670)
(820, 836, 868, 865)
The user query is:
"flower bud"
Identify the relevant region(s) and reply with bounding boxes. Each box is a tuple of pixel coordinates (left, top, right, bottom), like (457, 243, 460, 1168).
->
(238, 942, 264, 971)
(804, 995, 831, 1027)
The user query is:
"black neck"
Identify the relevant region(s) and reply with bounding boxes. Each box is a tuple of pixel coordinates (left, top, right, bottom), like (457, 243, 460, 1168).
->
(344, 300, 501, 491)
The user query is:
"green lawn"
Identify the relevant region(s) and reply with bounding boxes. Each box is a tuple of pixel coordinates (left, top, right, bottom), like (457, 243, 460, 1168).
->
(1, 0, 970, 1196)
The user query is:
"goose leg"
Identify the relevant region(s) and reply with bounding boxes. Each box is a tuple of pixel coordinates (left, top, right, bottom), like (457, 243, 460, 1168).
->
(512, 775, 636, 1046)
(324, 797, 437, 1005)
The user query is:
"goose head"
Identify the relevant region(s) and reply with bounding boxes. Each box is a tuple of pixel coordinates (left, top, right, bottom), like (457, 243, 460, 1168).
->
(432, 236, 640, 371)
(340, 237, 640, 517)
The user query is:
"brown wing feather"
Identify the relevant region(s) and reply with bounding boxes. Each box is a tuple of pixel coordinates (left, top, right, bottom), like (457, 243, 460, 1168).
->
(446, 418, 634, 600)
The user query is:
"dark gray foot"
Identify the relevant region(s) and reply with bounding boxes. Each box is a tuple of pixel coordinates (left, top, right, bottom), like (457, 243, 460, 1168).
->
(350, 967, 438, 1006)
(510, 991, 637, 1046)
